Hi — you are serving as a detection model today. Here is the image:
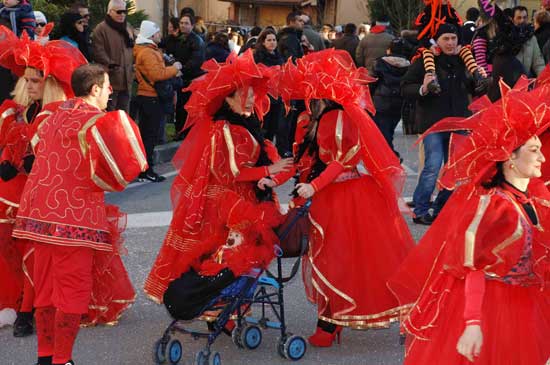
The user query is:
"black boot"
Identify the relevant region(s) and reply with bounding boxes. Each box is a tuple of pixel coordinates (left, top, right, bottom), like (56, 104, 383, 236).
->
(36, 356, 52, 365)
(473, 69, 492, 94)
(13, 311, 33, 337)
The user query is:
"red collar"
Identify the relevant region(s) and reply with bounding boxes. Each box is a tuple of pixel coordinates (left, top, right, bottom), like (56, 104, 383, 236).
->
(502, 181, 532, 205)
(370, 25, 386, 34)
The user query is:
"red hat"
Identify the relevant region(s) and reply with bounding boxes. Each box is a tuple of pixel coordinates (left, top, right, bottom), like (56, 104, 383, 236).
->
(0, 26, 88, 98)
(421, 77, 550, 189)
(183, 49, 279, 129)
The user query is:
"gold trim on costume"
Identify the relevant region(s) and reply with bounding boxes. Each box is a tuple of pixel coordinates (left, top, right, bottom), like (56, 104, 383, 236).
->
(118, 111, 148, 171)
(91, 126, 128, 188)
(0, 197, 19, 208)
(77, 113, 105, 156)
(464, 194, 491, 267)
(335, 110, 344, 161)
(0, 108, 16, 131)
(222, 123, 240, 177)
(22, 247, 35, 287)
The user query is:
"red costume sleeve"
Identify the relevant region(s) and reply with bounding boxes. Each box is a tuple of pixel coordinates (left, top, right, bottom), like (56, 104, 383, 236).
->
(463, 270, 485, 325)
(310, 161, 345, 192)
(263, 140, 295, 185)
(85, 110, 148, 191)
(235, 165, 269, 182)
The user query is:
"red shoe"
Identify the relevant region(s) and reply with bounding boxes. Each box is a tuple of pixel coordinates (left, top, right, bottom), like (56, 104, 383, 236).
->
(307, 326, 343, 347)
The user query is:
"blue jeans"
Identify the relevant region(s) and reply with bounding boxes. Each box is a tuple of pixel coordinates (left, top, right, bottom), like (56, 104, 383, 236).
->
(413, 132, 450, 217)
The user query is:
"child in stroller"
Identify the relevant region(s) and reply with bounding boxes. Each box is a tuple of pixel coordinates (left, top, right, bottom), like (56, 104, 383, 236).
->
(154, 192, 309, 365)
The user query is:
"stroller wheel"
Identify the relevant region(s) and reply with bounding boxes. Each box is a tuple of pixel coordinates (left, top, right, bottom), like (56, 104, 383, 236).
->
(284, 335, 307, 361)
(153, 338, 168, 364)
(231, 326, 244, 348)
(241, 325, 262, 350)
(209, 351, 222, 365)
(167, 339, 183, 364)
(195, 350, 208, 365)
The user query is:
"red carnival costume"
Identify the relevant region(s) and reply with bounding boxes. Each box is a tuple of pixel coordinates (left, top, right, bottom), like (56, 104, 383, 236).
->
(281, 49, 415, 331)
(0, 26, 86, 334)
(389, 79, 550, 364)
(144, 50, 292, 303)
(11, 98, 147, 364)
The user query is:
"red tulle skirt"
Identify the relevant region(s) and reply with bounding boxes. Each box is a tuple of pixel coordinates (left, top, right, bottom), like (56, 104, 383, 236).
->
(404, 274, 550, 365)
(0, 222, 23, 310)
(303, 176, 414, 329)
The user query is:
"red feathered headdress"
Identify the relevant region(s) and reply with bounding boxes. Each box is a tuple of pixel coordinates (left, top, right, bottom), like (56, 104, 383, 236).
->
(420, 77, 550, 190)
(0, 26, 88, 97)
(183, 49, 279, 129)
(415, 0, 463, 41)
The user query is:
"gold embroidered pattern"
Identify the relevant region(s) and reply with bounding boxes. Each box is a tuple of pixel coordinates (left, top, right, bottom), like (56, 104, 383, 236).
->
(464, 194, 491, 267)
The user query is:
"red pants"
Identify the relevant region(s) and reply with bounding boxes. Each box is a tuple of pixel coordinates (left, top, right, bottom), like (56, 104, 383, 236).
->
(33, 243, 94, 314)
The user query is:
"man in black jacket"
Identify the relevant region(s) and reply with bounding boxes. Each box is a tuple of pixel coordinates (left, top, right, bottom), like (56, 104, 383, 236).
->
(401, 24, 483, 225)
(277, 11, 304, 62)
(173, 13, 205, 139)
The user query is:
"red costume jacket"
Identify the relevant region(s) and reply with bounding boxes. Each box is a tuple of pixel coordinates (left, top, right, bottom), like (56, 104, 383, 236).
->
(12, 98, 147, 251)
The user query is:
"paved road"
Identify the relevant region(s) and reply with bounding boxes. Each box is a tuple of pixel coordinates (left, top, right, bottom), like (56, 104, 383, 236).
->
(1, 126, 430, 365)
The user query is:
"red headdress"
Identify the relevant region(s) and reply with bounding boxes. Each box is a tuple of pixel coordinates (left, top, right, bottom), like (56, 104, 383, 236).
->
(183, 49, 279, 129)
(415, 0, 463, 41)
(0, 25, 88, 97)
(279, 48, 405, 195)
(420, 77, 550, 190)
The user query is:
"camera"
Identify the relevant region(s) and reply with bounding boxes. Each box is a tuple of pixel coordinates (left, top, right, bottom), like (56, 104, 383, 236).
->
(163, 53, 176, 66)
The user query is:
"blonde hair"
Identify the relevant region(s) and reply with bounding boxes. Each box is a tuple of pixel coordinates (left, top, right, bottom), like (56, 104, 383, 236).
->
(11, 68, 67, 107)
(11, 77, 31, 106)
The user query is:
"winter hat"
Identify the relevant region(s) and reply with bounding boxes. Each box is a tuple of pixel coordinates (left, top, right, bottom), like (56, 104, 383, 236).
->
(34, 11, 47, 25)
(434, 23, 459, 40)
(136, 20, 160, 44)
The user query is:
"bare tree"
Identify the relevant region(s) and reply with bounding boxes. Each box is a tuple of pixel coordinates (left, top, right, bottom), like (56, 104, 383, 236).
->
(367, 0, 423, 32)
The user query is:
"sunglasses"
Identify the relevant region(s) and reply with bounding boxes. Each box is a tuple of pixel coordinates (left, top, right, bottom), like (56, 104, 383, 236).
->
(37, 22, 46, 27)
(76, 20, 85, 25)
(113, 9, 128, 15)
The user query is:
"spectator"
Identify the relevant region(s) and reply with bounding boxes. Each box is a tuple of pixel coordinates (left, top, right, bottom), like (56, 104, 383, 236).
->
(301, 13, 325, 51)
(228, 31, 242, 54)
(172, 13, 205, 139)
(161, 17, 180, 56)
(253, 29, 289, 155)
(355, 16, 394, 74)
(333, 25, 344, 39)
(472, 12, 497, 76)
(320, 24, 332, 48)
(401, 24, 482, 225)
(535, 10, 550, 61)
(69, 2, 92, 59)
(512, 5, 545, 76)
(461, 7, 480, 45)
(180, 6, 195, 18)
(371, 38, 410, 158)
(92, 0, 135, 112)
(194, 15, 207, 41)
(358, 24, 368, 40)
(400, 29, 419, 59)
(57, 12, 91, 60)
(0, 0, 34, 37)
(239, 26, 262, 54)
(331, 23, 359, 63)
(205, 32, 230, 62)
(134, 20, 182, 182)
(277, 11, 305, 62)
(0, 18, 14, 104)
(34, 11, 48, 44)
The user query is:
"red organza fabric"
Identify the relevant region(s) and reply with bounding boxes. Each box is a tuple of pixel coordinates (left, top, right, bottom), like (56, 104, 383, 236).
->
(0, 222, 23, 310)
(301, 109, 414, 329)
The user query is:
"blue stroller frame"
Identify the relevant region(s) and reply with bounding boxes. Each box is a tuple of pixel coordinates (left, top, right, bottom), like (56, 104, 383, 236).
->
(153, 200, 312, 365)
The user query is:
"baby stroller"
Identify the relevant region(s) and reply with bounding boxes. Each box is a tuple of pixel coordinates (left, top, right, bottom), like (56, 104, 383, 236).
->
(152, 200, 312, 365)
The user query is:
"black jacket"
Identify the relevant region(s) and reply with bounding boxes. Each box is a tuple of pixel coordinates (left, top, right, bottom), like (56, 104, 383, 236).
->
(372, 56, 410, 113)
(277, 27, 303, 62)
(536, 22, 550, 62)
(253, 48, 284, 66)
(172, 31, 206, 84)
(401, 55, 478, 133)
(461, 21, 477, 45)
(331, 34, 360, 64)
(161, 34, 180, 57)
(205, 42, 230, 63)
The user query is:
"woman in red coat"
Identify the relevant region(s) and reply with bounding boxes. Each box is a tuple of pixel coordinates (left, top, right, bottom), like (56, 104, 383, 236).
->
(390, 79, 550, 365)
(144, 51, 294, 303)
(280, 49, 415, 346)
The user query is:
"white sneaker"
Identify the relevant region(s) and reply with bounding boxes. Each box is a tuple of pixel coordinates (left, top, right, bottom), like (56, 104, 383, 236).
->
(0, 308, 17, 327)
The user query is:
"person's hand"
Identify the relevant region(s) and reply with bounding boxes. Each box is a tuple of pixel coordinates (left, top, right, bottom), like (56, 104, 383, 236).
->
(267, 158, 293, 175)
(422, 73, 436, 94)
(257, 177, 276, 190)
(176, 70, 183, 78)
(173, 61, 182, 70)
(296, 183, 315, 199)
(456, 325, 483, 362)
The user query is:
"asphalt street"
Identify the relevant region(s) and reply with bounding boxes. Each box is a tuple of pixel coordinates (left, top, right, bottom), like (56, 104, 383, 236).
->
(1, 125, 430, 365)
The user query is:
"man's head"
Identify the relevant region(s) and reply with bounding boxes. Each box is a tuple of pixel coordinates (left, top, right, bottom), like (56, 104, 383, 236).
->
(250, 26, 262, 38)
(466, 7, 480, 22)
(107, 0, 127, 24)
(72, 64, 112, 111)
(286, 11, 304, 30)
(435, 24, 459, 55)
(137, 20, 161, 44)
(301, 14, 312, 26)
(513, 6, 529, 26)
(70, 2, 90, 27)
(2, 0, 19, 8)
(180, 7, 195, 19)
(179, 14, 195, 35)
(344, 23, 357, 35)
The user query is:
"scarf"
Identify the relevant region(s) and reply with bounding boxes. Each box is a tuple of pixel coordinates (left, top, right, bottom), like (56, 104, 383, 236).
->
(104, 15, 134, 48)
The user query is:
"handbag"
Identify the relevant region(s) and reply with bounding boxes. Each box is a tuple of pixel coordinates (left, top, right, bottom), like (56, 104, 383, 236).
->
(136, 68, 176, 101)
(276, 201, 312, 258)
